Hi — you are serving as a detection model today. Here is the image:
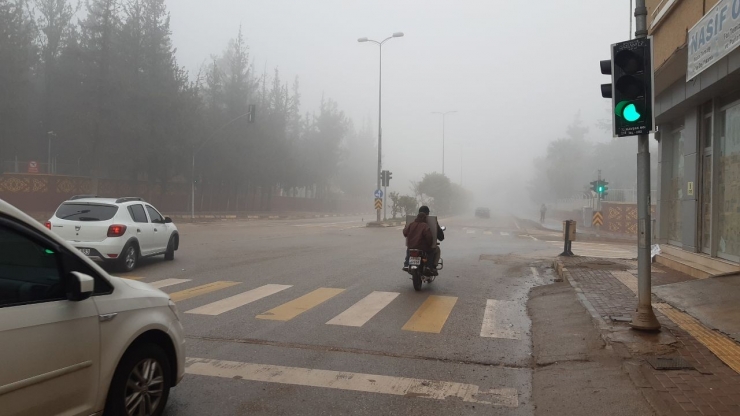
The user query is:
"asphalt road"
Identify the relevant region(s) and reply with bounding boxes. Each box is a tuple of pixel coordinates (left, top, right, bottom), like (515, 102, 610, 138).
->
(116, 214, 640, 415)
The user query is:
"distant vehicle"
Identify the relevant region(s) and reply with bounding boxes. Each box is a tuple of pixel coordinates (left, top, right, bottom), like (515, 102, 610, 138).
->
(47, 196, 180, 272)
(0, 197, 185, 416)
(475, 207, 491, 218)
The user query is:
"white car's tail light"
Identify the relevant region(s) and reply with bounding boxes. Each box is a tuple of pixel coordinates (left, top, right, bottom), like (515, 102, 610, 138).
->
(107, 224, 127, 237)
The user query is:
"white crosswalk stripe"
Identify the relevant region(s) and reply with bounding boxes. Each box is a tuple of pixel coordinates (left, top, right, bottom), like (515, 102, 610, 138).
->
(186, 284, 292, 315)
(148, 278, 191, 289)
(480, 299, 522, 339)
(326, 291, 399, 327)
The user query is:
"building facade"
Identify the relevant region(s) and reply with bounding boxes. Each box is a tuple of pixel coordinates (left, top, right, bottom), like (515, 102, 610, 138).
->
(649, 0, 740, 270)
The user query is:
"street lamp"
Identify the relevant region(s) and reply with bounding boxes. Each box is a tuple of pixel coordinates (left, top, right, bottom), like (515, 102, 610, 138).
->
(431, 111, 456, 175)
(358, 31, 404, 222)
(47, 131, 57, 174)
(191, 107, 255, 219)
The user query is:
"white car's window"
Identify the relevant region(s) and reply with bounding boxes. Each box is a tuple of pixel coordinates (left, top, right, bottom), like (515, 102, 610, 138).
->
(0, 224, 64, 308)
(146, 206, 164, 223)
(55, 203, 118, 222)
(128, 204, 148, 223)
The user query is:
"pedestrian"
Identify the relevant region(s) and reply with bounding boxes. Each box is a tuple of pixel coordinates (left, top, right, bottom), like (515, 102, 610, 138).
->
(540, 203, 547, 223)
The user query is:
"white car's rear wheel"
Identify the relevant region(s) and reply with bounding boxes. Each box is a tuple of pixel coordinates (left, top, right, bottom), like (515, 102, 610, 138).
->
(119, 243, 138, 272)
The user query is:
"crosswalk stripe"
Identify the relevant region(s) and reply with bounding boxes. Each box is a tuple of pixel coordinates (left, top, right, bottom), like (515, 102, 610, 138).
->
(185, 357, 518, 407)
(326, 291, 400, 327)
(402, 296, 458, 333)
(149, 278, 191, 289)
(480, 300, 521, 339)
(186, 284, 293, 315)
(466, 230, 475, 234)
(256, 288, 345, 321)
(483, 231, 492, 235)
(500, 232, 510, 236)
(169, 281, 240, 302)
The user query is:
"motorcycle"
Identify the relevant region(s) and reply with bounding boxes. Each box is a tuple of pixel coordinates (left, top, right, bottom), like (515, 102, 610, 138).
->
(406, 227, 445, 291)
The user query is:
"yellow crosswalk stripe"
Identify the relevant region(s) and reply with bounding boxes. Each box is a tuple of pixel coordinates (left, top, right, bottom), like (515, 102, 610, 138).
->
(168, 281, 240, 302)
(402, 295, 458, 333)
(256, 288, 345, 321)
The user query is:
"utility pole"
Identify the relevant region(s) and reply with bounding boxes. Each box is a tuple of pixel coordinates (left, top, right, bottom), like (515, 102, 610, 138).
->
(432, 111, 456, 175)
(630, 0, 633, 39)
(631, 0, 660, 331)
(358, 33, 404, 223)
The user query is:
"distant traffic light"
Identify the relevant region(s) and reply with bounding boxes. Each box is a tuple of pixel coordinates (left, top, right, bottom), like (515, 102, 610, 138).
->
(386, 171, 392, 185)
(590, 180, 599, 194)
(601, 180, 609, 198)
(600, 38, 654, 137)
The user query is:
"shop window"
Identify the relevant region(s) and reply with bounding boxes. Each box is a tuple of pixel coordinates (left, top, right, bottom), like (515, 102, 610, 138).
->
(717, 104, 740, 260)
(667, 129, 684, 244)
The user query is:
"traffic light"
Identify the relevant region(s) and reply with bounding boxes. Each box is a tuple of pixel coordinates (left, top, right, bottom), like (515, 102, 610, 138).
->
(600, 38, 654, 137)
(386, 171, 392, 185)
(379, 171, 386, 186)
(590, 180, 599, 194)
(601, 180, 609, 198)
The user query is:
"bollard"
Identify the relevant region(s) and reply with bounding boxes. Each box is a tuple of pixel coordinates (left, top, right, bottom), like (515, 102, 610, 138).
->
(559, 220, 575, 256)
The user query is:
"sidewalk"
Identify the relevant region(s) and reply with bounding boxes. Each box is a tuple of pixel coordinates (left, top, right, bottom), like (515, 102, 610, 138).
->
(555, 256, 740, 416)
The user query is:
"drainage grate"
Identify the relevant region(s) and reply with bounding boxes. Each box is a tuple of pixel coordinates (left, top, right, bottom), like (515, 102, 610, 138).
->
(646, 356, 694, 370)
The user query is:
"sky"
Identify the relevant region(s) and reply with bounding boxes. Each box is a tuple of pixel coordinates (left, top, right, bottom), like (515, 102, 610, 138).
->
(166, 0, 633, 209)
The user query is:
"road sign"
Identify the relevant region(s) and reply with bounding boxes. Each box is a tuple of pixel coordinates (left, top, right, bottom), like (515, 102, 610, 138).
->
(374, 198, 382, 210)
(374, 189, 383, 199)
(592, 211, 604, 226)
(28, 161, 39, 174)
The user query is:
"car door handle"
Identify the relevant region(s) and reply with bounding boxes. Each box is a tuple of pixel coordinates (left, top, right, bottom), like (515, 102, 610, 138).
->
(154, 228, 158, 232)
(99, 313, 118, 322)
(137, 228, 141, 233)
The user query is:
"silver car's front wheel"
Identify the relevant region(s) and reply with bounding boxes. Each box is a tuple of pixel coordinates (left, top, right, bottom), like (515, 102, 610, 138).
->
(125, 358, 165, 415)
(106, 343, 172, 416)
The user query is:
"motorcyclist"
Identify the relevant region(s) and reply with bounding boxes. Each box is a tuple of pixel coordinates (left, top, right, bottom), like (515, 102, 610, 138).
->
(403, 206, 445, 273)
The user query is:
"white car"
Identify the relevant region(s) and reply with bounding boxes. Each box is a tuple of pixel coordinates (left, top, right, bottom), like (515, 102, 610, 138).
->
(0, 197, 185, 416)
(46, 196, 180, 272)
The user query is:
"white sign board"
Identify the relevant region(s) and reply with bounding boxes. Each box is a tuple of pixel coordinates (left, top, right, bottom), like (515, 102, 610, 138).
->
(687, 0, 740, 81)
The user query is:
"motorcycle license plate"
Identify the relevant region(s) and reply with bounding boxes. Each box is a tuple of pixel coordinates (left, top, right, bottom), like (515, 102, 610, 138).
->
(409, 257, 421, 266)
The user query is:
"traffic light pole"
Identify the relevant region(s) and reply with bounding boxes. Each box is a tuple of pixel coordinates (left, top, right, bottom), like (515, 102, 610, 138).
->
(631, 0, 660, 331)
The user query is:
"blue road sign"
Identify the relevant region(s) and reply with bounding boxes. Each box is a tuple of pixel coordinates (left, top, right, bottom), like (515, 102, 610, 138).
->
(374, 189, 383, 199)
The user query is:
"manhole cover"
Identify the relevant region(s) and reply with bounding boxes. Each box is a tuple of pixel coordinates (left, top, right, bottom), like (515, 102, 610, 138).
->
(646, 356, 694, 370)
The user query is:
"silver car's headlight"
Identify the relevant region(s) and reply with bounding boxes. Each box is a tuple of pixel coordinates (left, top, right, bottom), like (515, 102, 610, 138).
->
(168, 299, 181, 321)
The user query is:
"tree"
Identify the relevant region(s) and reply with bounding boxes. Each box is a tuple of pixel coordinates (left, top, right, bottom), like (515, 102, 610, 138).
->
(389, 191, 400, 218)
(398, 195, 418, 217)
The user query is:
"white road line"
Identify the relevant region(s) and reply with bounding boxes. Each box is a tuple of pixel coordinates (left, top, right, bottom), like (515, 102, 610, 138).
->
(500, 232, 510, 236)
(483, 231, 493, 235)
(326, 291, 399, 327)
(467, 230, 476, 234)
(480, 300, 521, 340)
(185, 358, 518, 407)
(530, 267, 539, 278)
(186, 284, 292, 316)
(148, 278, 191, 289)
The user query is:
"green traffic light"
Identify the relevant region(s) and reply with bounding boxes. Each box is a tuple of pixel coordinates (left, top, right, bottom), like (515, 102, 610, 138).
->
(623, 104, 641, 122)
(615, 101, 642, 122)
(598, 186, 604, 192)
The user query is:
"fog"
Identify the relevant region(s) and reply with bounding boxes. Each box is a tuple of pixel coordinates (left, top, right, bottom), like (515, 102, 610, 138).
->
(1, 0, 637, 218)
(167, 0, 632, 212)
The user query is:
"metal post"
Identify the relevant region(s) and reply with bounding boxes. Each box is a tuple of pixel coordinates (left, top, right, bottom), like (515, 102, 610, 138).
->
(631, 0, 660, 331)
(376, 44, 383, 223)
(630, 0, 633, 39)
(383, 182, 387, 220)
(47, 136, 51, 174)
(191, 152, 195, 219)
(442, 115, 445, 175)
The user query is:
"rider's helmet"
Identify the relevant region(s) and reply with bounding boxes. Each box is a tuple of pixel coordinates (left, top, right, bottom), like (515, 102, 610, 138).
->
(419, 206, 430, 214)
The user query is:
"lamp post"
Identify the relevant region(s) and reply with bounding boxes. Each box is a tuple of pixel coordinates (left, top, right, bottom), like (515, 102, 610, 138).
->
(47, 131, 56, 174)
(191, 109, 254, 219)
(432, 111, 456, 175)
(358, 32, 404, 222)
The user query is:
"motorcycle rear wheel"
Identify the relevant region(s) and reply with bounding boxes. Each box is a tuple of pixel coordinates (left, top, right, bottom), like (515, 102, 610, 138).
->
(412, 271, 422, 291)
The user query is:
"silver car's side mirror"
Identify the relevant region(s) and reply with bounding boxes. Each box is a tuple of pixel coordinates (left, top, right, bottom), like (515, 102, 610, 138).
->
(67, 271, 95, 302)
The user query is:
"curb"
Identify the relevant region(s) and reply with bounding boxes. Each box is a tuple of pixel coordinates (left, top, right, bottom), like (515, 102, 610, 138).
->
(366, 220, 405, 228)
(169, 212, 373, 223)
(553, 259, 611, 332)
